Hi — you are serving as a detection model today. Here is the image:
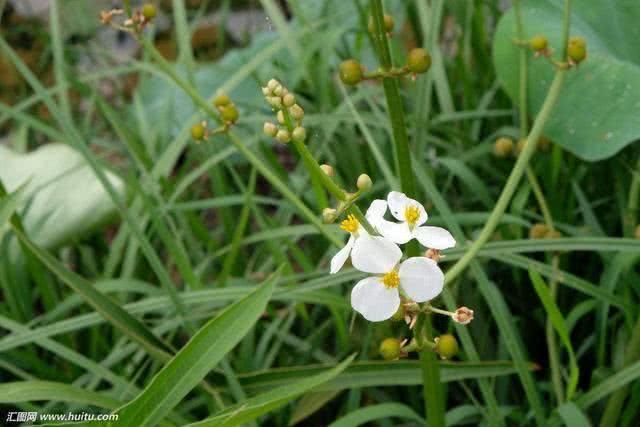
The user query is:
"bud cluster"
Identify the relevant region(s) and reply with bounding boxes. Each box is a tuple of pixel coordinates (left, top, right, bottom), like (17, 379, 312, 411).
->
(262, 79, 307, 144)
(522, 33, 587, 69)
(213, 93, 239, 125)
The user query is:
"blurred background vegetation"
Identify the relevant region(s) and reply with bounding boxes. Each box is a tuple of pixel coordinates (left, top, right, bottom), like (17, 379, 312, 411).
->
(0, 0, 639, 426)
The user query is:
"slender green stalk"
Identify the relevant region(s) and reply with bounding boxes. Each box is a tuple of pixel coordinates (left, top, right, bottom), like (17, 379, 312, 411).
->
(625, 155, 640, 235)
(526, 168, 555, 230)
(369, 0, 442, 425)
(445, 69, 566, 284)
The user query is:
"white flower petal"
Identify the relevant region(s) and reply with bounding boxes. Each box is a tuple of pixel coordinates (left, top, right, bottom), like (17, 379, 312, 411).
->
(351, 235, 402, 274)
(387, 191, 428, 226)
(387, 191, 411, 221)
(351, 277, 400, 322)
(365, 199, 388, 228)
(330, 235, 355, 274)
(378, 219, 413, 244)
(398, 257, 444, 302)
(414, 226, 456, 250)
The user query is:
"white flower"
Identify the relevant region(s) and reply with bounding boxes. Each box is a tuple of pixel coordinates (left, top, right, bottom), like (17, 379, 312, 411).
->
(378, 191, 456, 250)
(350, 235, 444, 322)
(329, 199, 387, 274)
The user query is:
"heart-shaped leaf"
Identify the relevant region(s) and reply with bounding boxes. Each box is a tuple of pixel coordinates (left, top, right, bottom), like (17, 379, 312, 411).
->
(0, 143, 125, 248)
(493, 0, 640, 161)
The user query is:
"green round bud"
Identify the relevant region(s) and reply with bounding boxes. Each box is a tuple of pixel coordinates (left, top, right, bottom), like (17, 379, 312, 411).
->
(379, 338, 402, 361)
(635, 225, 640, 239)
(407, 48, 432, 74)
(220, 105, 239, 123)
(567, 36, 587, 64)
(368, 14, 395, 33)
(435, 334, 459, 360)
(276, 129, 291, 143)
(289, 104, 305, 121)
(292, 126, 307, 142)
(529, 35, 548, 51)
(283, 93, 296, 108)
(339, 59, 364, 85)
(391, 304, 405, 322)
(493, 137, 514, 158)
(191, 123, 205, 140)
(263, 122, 278, 137)
(356, 173, 372, 191)
(276, 110, 286, 125)
(529, 223, 549, 239)
(142, 4, 157, 20)
(213, 94, 231, 108)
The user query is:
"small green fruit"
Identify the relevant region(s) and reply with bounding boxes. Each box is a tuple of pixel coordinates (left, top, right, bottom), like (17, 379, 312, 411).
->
(407, 48, 431, 74)
(493, 137, 514, 158)
(339, 59, 363, 85)
(142, 4, 157, 20)
(529, 35, 548, 51)
(435, 334, 459, 360)
(190, 123, 205, 140)
(220, 105, 239, 123)
(379, 338, 402, 360)
(567, 36, 587, 64)
(213, 94, 231, 107)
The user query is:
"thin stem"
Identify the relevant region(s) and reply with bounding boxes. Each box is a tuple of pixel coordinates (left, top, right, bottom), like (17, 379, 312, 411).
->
(546, 256, 564, 403)
(445, 69, 566, 284)
(526, 168, 555, 230)
(625, 155, 640, 235)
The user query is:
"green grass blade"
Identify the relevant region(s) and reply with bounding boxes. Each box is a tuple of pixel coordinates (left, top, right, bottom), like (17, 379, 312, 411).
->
(0, 381, 121, 409)
(327, 402, 424, 427)
(113, 272, 277, 427)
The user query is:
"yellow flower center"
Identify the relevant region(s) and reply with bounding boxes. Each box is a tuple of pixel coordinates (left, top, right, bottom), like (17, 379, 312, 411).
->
(404, 205, 420, 226)
(340, 214, 359, 234)
(382, 270, 400, 288)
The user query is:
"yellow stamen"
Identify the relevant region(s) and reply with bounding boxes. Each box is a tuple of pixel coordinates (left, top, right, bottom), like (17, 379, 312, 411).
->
(382, 270, 400, 288)
(404, 205, 420, 226)
(340, 214, 360, 234)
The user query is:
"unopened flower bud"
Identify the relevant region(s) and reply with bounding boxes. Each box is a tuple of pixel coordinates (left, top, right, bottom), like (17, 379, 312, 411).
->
(277, 110, 286, 124)
(269, 96, 282, 108)
(191, 123, 205, 140)
(213, 93, 231, 108)
(435, 334, 459, 360)
(407, 48, 432, 74)
(379, 338, 402, 361)
(529, 35, 548, 52)
(567, 36, 587, 64)
(283, 93, 296, 107)
(494, 137, 514, 158)
(339, 59, 363, 85)
(267, 79, 279, 91)
(261, 86, 270, 96)
(452, 307, 474, 325)
(322, 208, 337, 223)
(220, 105, 239, 123)
(292, 126, 307, 142)
(263, 122, 278, 137)
(357, 174, 372, 191)
(368, 13, 395, 33)
(273, 85, 284, 96)
(320, 164, 334, 177)
(529, 223, 549, 239)
(276, 129, 291, 143)
(142, 4, 157, 20)
(289, 104, 304, 121)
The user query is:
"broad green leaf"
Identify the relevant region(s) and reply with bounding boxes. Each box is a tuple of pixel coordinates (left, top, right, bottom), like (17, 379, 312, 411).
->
(493, 0, 640, 160)
(0, 143, 124, 249)
(0, 381, 120, 409)
(12, 226, 173, 361)
(327, 402, 423, 427)
(187, 355, 355, 427)
(113, 275, 277, 427)
(529, 269, 579, 400)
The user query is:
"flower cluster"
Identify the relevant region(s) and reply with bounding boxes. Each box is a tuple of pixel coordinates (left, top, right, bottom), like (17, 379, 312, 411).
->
(331, 191, 457, 322)
(261, 79, 307, 144)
